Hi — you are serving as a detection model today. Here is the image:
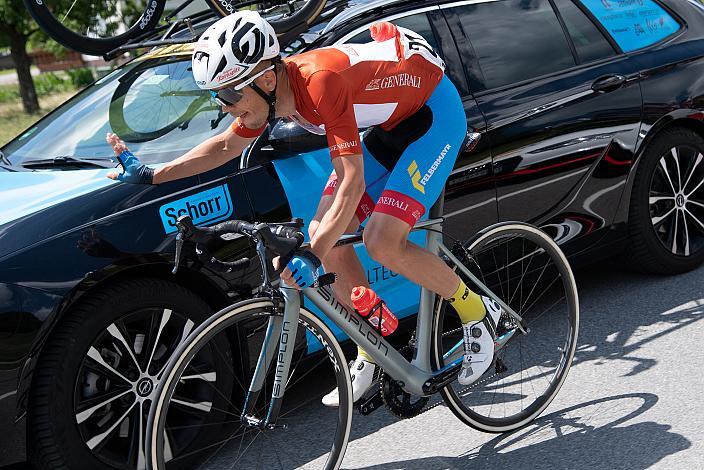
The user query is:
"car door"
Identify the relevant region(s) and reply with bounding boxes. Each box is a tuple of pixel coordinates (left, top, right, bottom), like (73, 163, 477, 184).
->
(444, 0, 643, 251)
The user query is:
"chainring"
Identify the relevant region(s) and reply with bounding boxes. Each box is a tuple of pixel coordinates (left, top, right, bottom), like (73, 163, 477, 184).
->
(380, 343, 429, 419)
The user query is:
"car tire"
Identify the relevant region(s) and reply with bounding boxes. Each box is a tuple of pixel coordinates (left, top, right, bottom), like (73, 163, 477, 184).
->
(626, 127, 704, 274)
(28, 278, 233, 470)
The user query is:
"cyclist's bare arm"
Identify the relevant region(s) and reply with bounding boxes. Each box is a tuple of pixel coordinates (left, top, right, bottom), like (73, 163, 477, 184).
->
(153, 127, 255, 184)
(309, 154, 365, 258)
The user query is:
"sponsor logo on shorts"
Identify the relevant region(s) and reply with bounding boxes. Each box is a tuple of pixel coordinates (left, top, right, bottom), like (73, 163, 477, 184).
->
(408, 144, 453, 194)
(377, 195, 410, 212)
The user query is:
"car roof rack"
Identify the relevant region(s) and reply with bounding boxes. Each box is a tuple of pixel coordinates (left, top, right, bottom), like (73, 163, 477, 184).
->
(101, 0, 374, 62)
(102, 6, 217, 61)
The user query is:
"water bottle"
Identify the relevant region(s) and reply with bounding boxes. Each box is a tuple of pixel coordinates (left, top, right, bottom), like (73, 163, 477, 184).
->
(350, 286, 398, 337)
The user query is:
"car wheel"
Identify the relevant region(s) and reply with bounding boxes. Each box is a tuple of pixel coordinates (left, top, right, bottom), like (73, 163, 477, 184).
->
(626, 127, 704, 273)
(28, 278, 234, 470)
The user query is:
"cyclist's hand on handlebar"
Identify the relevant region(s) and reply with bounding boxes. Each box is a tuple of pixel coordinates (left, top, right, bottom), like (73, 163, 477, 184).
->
(278, 250, 323, 289)
(106, 133, 154, 184)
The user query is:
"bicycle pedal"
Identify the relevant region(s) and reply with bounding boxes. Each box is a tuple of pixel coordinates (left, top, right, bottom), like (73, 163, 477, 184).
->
(356, 390, 383, 416)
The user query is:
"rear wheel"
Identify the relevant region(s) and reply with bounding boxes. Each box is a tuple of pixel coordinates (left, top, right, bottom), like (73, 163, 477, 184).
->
(147, 299, 352, 470)
(432, 223, 579, 433)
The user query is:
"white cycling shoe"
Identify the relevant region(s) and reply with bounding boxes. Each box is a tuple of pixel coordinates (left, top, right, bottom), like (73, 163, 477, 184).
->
(322, 357, 380, 407)
(457, 296, 504, 386)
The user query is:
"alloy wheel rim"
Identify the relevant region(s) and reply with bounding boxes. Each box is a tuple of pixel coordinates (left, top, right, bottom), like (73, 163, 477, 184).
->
(74, 307, 217, 469)
(649, 145, 704, 257)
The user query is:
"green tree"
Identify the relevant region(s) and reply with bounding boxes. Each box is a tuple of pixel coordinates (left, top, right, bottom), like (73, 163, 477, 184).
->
(0, 1, 135, 113)
(0, 2, 42, 113)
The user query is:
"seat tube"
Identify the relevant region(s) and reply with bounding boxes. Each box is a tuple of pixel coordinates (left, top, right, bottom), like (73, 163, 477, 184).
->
(412, 190, 445, 370)
(264, 285, 301, 426)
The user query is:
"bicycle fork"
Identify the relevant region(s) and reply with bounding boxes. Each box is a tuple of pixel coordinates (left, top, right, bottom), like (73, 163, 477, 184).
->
(241, 287, 301, 429)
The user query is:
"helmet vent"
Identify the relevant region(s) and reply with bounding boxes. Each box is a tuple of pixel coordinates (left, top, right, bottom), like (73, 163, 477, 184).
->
(218, 30, 227, 48)
(213, 56, 228, 81)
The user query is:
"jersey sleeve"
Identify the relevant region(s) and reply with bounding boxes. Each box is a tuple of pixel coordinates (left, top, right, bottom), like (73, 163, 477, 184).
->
(231, 118, 267, 138)
(307, 70, 361, 158)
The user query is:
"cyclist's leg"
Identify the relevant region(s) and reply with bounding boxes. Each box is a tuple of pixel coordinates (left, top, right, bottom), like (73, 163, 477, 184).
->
(363, 76, 498, 383)
(363, 76, 468, 299)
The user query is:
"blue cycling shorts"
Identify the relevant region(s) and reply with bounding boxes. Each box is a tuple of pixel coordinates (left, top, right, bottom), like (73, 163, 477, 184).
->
(321, 76, 467, 227)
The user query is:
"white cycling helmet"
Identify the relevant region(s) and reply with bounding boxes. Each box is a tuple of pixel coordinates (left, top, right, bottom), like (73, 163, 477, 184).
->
(192, 11, 280, 90)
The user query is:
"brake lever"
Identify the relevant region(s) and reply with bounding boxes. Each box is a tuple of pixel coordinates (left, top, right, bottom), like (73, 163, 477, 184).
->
(172, 231, 184, 275)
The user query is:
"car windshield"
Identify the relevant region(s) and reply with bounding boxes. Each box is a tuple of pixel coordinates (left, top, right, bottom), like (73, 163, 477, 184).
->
(2, 54, 232, 167)
(2, 0, 376, 168)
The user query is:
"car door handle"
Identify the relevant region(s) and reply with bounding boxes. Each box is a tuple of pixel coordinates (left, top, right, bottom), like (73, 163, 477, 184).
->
(591, 75, 626, 93)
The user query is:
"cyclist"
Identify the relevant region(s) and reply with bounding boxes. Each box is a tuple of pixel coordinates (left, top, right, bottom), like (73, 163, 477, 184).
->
(106, 11, 503, 406)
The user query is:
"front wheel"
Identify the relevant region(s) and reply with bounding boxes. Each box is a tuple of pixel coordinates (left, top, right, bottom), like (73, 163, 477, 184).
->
(432, 222, 579, 433)
(146, 298, 353, 470)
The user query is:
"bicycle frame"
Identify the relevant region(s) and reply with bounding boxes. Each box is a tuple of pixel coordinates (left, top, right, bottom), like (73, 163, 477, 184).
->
(243, 201, 526, 427)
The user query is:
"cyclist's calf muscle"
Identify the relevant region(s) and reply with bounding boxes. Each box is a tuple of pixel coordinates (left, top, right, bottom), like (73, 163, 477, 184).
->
(153, 127, 254, 184)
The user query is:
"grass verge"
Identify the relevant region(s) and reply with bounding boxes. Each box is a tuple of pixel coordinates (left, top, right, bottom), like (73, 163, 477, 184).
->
(0, 91, 75, 147)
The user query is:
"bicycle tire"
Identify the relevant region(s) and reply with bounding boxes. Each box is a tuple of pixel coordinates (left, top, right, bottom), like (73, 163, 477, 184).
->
(23, 0, 165, 56)
(431, 222, 579, 433)
(205, 0, 328, 33)
(146, 297, 353, 470)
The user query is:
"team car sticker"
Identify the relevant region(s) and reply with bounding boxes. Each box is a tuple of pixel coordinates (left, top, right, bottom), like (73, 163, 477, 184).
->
(159, 184, 233, 234)
(580, 0, 680, 52)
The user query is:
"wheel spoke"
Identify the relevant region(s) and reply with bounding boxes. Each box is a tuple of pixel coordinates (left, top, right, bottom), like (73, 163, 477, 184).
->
(683, 210, 691, 257)
(688, 199, 704, 210)
(137, 402, 146, 470)
(671, 148, 683, 191)
(87, 346, 132, 384)
(156, 318, 195, 379)
(652, 207, 676, 226)
(649, 195, 674, 204)
(683, 152, 704, 193)
(145, 308, 172, 375)
(686, 171, 704, 198)
(171, 397, 213, 413)
(181, 372, 217, 382)
(685, 207, 704, 231)
(76, 388, 133, 424)
(106, 323, 142, 373)
(86, 401, 137, 450)
(672, 209, 680, 254)
(659, 156, 678, 195)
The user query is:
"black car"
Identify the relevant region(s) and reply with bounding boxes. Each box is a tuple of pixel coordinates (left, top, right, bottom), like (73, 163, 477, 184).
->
(3, 0, 704, 467)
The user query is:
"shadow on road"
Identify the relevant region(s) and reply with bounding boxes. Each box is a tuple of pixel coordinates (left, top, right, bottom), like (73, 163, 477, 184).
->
(346, 393, 690, 469)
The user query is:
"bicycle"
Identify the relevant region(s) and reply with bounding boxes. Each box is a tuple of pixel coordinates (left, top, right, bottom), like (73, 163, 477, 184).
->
(23, 0, 328, 57)
(145, 194, 579, 468)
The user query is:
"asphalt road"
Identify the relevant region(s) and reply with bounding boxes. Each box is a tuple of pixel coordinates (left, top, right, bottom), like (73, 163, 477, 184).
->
(331, 260, 704, 470)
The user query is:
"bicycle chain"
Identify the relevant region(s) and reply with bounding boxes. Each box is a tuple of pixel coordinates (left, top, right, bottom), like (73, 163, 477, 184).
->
(377, 325, 505, 419)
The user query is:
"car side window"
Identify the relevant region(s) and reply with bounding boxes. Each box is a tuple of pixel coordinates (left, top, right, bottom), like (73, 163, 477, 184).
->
(346, 13, 440, 54)
(577, 0, 682, 52)
(451, 0, 575, 91)
(554, 0, 616, 63)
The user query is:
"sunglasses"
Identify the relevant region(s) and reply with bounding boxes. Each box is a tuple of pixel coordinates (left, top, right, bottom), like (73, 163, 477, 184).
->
(210, 65, 275, 106)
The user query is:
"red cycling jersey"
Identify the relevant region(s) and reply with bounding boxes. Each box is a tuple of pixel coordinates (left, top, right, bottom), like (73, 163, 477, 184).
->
(232, 22, 445, 158)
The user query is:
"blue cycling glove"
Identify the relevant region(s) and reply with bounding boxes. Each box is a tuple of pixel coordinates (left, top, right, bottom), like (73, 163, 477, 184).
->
(286, 250, 323, 288)
(116, 150, 154, 185)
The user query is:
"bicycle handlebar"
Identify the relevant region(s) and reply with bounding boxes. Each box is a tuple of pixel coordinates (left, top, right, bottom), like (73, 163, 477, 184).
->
(172, 215, 305, 276)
